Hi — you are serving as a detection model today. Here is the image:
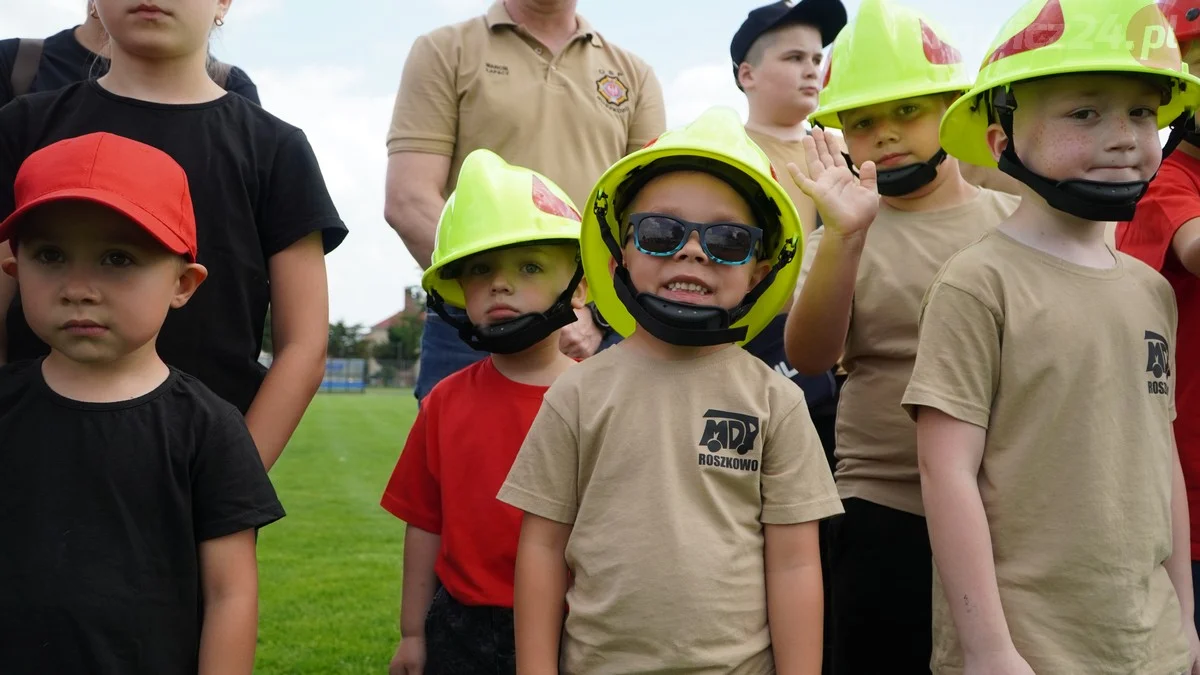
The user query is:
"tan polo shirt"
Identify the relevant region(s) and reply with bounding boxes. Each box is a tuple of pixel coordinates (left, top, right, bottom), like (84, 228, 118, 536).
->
(902, 230, 1185, 675)
(498, 344, 842, 674)
(387, 1, 666, 208)
(796, 188, 1019, 515)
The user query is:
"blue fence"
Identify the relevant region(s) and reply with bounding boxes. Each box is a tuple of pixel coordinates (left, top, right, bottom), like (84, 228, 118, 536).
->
(321, 358, 367, 393)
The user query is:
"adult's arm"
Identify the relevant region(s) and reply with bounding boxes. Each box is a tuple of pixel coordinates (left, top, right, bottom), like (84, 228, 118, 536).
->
(384, 152, 450, 270)
(384, 31, 460, 270)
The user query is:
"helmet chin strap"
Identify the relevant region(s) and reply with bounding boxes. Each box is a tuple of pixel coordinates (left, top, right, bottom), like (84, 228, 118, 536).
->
(842, 149, 949, 196)
(1163, 110, 1200, 157)
(991, 87, 1150, 222)
(812, 119, 949, 197)
(426, 263, 585, 355)
(594, 195, 796, 348)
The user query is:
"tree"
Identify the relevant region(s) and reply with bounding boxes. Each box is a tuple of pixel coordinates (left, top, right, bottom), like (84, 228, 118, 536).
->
(328, 321, 369, 358)
(373, 314, 423, 362)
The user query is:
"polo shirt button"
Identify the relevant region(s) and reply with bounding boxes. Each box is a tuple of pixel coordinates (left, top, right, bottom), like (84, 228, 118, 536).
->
(535, 47, 543, 55)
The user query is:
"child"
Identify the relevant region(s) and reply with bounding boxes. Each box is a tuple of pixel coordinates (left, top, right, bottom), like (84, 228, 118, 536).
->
(903, 0, 1200, 671)
(0, 0, 347, 470)
(380, 149, 586, 675)
(0, 132, 284, 674)
(498, 106, 842, 674)
(1119, 0, 1200, 629)
(781, 1, 1019, 671)
(734, 0, 847, 459)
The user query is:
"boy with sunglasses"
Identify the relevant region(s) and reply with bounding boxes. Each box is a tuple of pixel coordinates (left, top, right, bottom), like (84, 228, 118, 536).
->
(498, 107, 843, 673)
(781, 2, 1018, 672)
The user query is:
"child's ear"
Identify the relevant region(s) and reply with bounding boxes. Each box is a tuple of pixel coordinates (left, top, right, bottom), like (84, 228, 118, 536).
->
(737, 62, 755, 92)
(749, 259, 773, 287)
(1, 242, 14, 279)
(986, 123, 1009, 164)
(570, 276, 588, 310)
(171, 262, 209, 309)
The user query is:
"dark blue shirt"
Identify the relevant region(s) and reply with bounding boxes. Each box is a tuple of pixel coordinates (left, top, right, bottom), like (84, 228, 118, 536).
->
(0, 27, 259, 107)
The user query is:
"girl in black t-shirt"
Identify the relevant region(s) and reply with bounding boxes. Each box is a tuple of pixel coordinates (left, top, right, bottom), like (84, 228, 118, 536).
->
(0, 0, 348, 470)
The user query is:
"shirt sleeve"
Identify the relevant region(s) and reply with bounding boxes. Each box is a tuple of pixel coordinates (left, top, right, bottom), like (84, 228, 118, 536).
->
(1167, 291, 1179, 423)
(259, 128, 348, 256)
(795, 224, 823, 299)
(0, 97, 30, 221)
(192, 409, 286, 541)
(386, 32, 459, 157)
(497, 398, 579, 524)
(761, 398, 843, 524)
(1117, 168, 1200, 271)
(901, 281, 1002, 428)
(380, 403, 443, 534)
(0, 39, 17, 108)
(625, 63, 666, 154)
(225, 65, 261, 105)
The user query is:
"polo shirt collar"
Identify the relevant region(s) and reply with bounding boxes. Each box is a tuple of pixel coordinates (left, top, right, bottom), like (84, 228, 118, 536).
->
(485, 1, 603, 47)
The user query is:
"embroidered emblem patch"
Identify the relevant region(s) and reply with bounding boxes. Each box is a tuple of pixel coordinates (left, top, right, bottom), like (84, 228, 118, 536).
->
(596, 75, 629, 106)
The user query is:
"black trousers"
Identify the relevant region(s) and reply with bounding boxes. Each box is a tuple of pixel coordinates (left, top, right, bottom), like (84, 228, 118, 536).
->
(424, 586, 515, 675)
(829, 497, 932, 675)
(810, 403, 838, 675)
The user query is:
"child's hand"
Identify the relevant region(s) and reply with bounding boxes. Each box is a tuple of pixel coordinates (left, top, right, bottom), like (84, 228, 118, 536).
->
(1187, 619, 1200, 675)
(389, 636, 425, 675)
(963, 647, 1036, 675)
(558, 307, 602, 359)
(787, 128, 880, 245)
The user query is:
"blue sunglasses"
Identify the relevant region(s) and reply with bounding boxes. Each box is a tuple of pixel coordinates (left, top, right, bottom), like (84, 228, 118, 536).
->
(626, 213, 764, 265)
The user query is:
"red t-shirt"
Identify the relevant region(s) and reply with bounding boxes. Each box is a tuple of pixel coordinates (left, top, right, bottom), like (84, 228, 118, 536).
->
(381, 357, 550, 607)
(1118, 151, 1200, 558)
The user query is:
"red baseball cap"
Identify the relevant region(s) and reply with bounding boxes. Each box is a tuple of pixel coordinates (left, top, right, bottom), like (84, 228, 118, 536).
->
(0, 132, 198, 261)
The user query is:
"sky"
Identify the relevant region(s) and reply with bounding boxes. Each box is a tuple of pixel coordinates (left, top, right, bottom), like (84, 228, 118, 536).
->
(4, 0, 1029, 328)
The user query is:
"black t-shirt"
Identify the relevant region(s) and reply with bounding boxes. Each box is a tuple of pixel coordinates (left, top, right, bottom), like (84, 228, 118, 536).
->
(0, 359, 285, 674)
(0, 28, 260, 107)
(0, 80, 348, 412)
(743, 313, 840, 410)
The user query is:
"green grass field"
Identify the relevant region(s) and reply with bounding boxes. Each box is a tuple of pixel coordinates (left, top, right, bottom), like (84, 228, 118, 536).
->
(254, 390, 416, 674)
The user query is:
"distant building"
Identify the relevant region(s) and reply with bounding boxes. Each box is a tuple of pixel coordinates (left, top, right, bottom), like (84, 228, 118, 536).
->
(365, 286, 427, 346)
(365, 285, 426, 388)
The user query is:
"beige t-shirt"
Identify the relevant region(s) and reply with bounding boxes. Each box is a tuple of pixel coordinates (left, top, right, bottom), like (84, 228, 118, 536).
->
(387, 1, 666, 208)
(797, 188, 1019, 515)
(498, 344, 842, 674)
(902, 230, 1185, 675)
(745, 128, 819, 241)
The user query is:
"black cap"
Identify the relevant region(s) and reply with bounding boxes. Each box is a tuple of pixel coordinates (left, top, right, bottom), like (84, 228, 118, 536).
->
(730, 0, 848, 81)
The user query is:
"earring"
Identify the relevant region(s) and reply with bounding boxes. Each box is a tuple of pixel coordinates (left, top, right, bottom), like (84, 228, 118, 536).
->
(214, 16, 225, 26)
